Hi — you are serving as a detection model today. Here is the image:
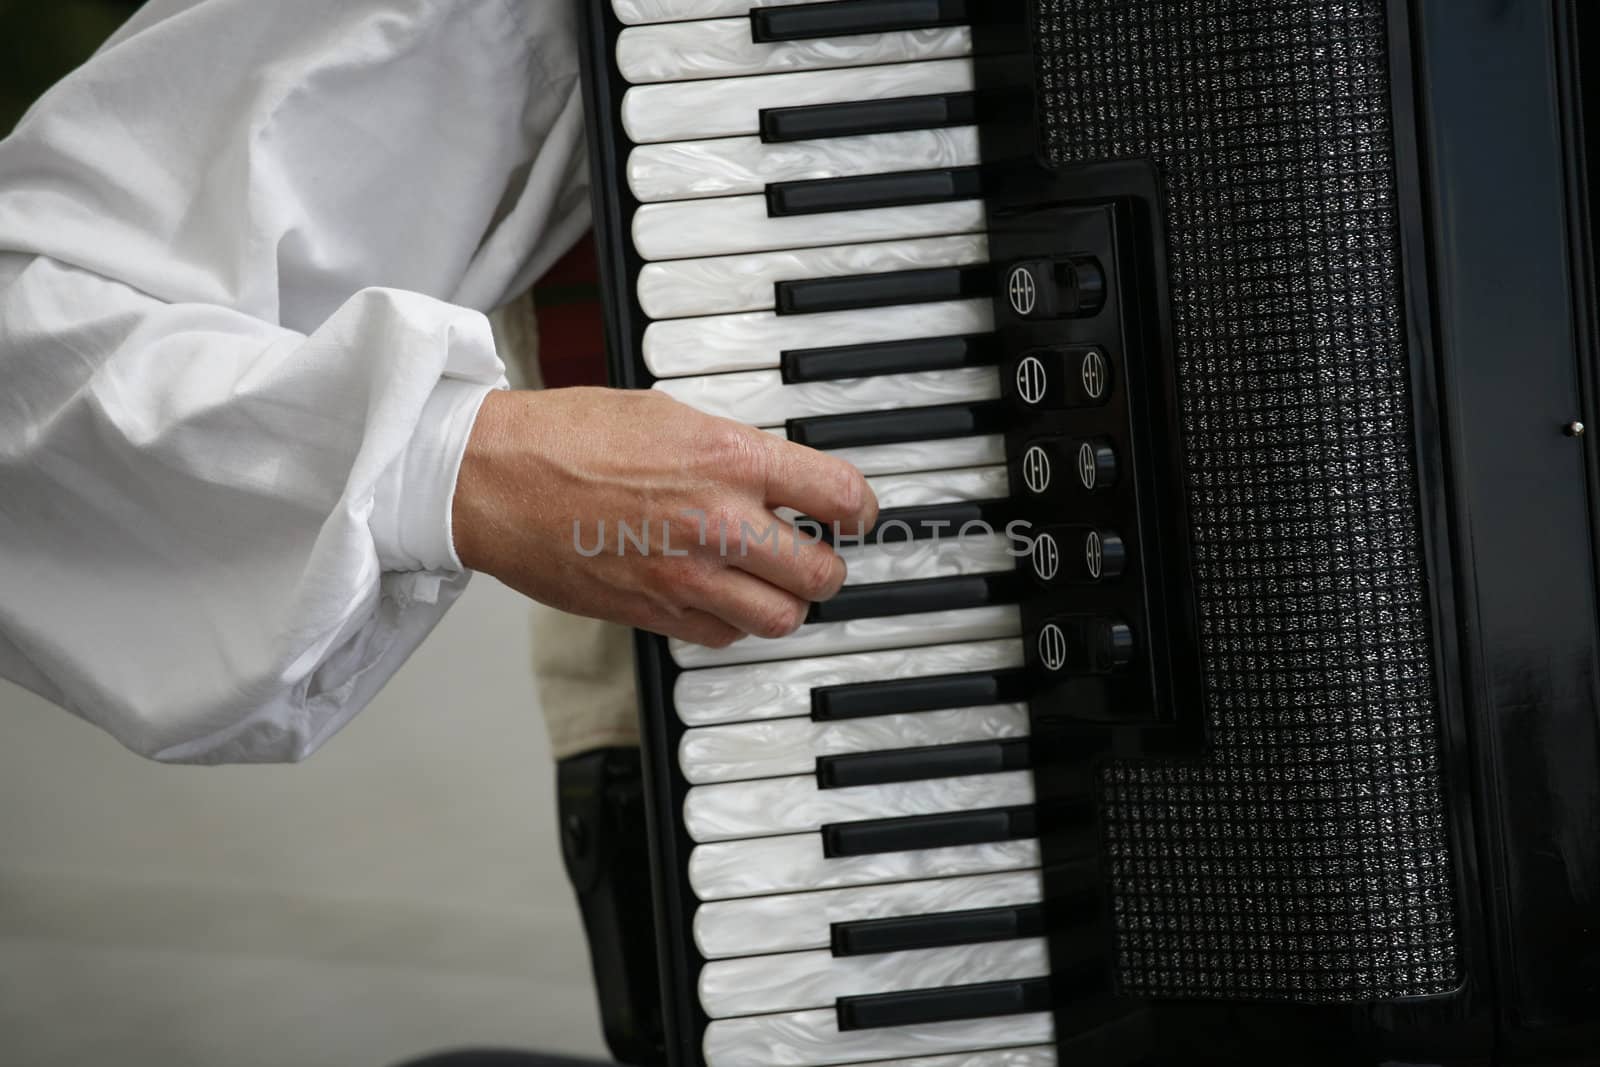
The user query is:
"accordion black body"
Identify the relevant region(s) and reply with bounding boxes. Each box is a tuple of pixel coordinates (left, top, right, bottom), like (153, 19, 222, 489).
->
(575, 1, 1600, 1063)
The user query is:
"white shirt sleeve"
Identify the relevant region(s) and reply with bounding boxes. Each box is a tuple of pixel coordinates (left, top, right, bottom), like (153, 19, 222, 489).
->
(0, 0, 591, 763)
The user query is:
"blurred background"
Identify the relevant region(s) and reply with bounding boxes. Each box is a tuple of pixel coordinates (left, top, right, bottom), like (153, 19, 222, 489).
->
(0, 2, 609, 1064)
(0, 1, 136, 133)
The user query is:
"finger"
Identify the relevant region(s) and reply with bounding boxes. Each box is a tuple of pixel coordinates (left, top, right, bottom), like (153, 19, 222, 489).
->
(642, 609, 743, 650)
(757, 433, 878, 533)
(571, 587, 743, 650)
(685, 565, 811, 641)
(725, 507, 848, 603)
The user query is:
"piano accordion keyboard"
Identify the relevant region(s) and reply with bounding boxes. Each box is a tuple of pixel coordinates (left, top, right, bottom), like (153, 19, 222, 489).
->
(592, 3, 1069, 1063)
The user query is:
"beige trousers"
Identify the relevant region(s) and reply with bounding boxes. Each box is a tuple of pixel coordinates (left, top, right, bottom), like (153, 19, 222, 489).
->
(489, 298, 642, 759)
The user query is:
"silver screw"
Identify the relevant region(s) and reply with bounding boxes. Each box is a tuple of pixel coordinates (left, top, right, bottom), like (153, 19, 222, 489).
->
(1565, 421, 1586, 438)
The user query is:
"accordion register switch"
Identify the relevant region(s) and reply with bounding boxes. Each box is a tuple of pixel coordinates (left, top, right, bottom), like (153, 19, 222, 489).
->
(993, 195, 1201, 732)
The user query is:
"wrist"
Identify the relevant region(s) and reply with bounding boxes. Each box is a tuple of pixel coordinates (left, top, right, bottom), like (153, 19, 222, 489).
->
(452, 388, 520, 574)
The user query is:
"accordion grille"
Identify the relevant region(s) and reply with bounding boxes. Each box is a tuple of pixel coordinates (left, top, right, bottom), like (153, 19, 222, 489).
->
(1033, 0, 1460, 1001)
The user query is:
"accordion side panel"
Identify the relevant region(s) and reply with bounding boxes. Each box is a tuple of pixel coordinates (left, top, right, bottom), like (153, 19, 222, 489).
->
(1030, 0, 1460, 1001)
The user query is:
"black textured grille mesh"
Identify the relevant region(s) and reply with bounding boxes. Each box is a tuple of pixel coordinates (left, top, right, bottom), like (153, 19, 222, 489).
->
(1032, 0, 1459, 1001)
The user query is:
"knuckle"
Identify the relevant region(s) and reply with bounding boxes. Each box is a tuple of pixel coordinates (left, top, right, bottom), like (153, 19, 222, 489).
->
(664, 510, 704, 548)
(703, 500, 746, 551)
(752, 596, 808, 640)
(797, 548, 845, 600)
(707, 499, 743, 534)
(637, 389, 674, 413)
(832, 463, 867, 516)
(702, 424, 768, 487)
(664, 505, 706, 548)
(658, 558, 715, 599)
(632, 583, 677, 616)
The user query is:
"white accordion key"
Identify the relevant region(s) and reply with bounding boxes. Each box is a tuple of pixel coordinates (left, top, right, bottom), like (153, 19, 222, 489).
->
(670, 605, 1021, 669)
(638, 235, 989, 320)
(633, 194, 985, 262)
(831, 1049, 1058, 1067)
(628, 127, 980, 203)
(652, 367, 999, 427)
(683, 770, 1035, 843)
(693, 870, 1044, 958)
(819, 435, 1008, 477)
(673, 638, 1025, 728)
(678, 704, 1029, 785)
(699, 938, 1050, 1018)
(841, 533, 1016, 587)
(702, 1007, 1055, 1067)
(622, 59, 974, 143)
(617, 19, 971, 83)
(869, 465, 1012, 510)
(612, 0, 812, 26)
(644, 299, 991, 378)
(688, 831, 1041, 900)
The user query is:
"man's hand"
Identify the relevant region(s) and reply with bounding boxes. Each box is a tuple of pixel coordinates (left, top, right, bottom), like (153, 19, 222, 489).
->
(452, 388, 879, 649)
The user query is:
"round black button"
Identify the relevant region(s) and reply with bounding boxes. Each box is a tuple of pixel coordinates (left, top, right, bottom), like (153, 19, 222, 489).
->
(1082, 529, 1127, 581)
(1093, 620, 1136, 672)
(1075, 439, 1118, 491)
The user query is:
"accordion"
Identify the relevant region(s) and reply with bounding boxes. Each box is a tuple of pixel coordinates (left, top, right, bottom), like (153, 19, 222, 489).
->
(573, 0, 1600, 1063)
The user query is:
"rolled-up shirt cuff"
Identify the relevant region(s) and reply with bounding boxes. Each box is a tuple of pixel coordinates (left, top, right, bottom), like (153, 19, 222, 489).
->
(370, 377, 498, 574)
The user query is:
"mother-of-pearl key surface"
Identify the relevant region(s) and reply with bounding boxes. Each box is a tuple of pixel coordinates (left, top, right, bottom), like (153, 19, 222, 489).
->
(699, 938, 1050, 1018)
(693, 870, 1044, 956)
(644, 299, 992, 378)
(672, 638, 1025, 726)
(617, 19, 971, 82)
(622, 58, 974, 143)
(628, 127, 981, 203)
(683, 770, 1036, 842)
(634, 196, 986, 262)
(868, 466, 1012, 508)
(638, 234, 989, 320)
(840, 532, 1016, 587)
(830, 1050, 1057, 1067)
(819, 436, 1008, 478)
(678, 704, 1030, 784)
(670, 605, 1022, 671)
(702, 1007, 1055, 1067)
(613, 0, 814, 25)
(689, 830, 1042, 901)
(652, 366, 999, 427)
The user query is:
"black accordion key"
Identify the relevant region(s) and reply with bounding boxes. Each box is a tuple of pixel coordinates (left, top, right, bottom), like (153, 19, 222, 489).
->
(816, 738, 1031, 789)
(788, 401, 1007, 451)
(782, 333, 999, 384)
(760, 91, 977, 143)
(752, 0, 974, 43)
(775, 265, 990, 316)
(767, 166, 982, 217)
(831, 903, 1046, 957)
(807, 573, 1020, 625)
(803, 500, 1015, 546)
(836, 977, 1052, 1032)
(822, 804, 1036, 858)
(811, 668, 1031, 721)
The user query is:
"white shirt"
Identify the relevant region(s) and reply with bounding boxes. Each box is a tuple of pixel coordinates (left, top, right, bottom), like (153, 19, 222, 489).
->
(0, 0, 590, 762)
